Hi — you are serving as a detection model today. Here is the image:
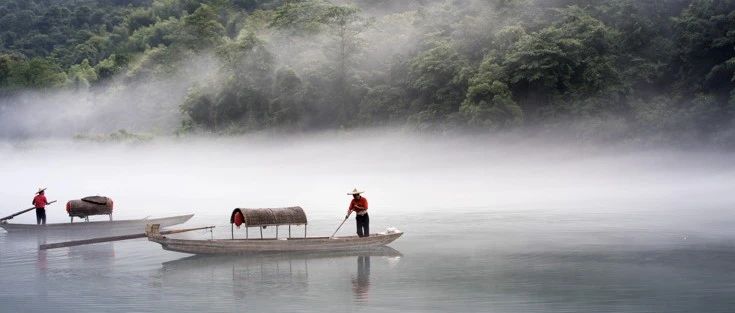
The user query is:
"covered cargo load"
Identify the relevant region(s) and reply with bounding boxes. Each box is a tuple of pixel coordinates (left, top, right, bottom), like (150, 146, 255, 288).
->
(66, 196, 114, 220)
(229, 206, 308, 239)
(231, 207, 307, 227)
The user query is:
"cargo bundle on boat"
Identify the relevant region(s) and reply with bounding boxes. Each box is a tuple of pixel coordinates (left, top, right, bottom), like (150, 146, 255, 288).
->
(230, 207, 307, 238)
(67, 196, 114, 222)
(147, 206, 403, 255)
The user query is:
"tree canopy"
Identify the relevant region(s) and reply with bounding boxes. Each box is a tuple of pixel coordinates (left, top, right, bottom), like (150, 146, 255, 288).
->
(1, 0, 734, 144)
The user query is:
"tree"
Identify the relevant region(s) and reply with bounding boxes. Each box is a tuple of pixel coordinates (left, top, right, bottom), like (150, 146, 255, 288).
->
(407, 42, 472, 123)
(270, 67, 306, 126)
(181, 87, 217, 131)
(461, 56, 523, 128)
(488, 6, 623, 118)
(125, 9, 157, 32)
(68, 59, 98, 89)
(0, 54, 20, 87)
(94, 54, 129, 80)
(8, 58, 67, 88)
(673, 0, 735, 99)
(178, 4, 225, 50)
(269, 0, 368, 124)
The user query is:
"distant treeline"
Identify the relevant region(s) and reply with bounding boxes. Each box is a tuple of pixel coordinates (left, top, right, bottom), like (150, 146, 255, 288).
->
(1, 0, 734, 143)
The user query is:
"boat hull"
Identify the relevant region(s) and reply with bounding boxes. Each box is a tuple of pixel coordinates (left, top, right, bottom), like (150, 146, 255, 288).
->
(0, 214, 194, 234)
(150, 232, 403, 255)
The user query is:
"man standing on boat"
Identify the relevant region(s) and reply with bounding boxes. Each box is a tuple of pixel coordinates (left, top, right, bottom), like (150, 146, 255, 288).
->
(32, 188, 49, 225)
(347, 188, 369, 237)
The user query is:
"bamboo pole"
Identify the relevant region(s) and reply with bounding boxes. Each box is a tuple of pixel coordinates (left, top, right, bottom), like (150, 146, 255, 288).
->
(330, 212, 351, 238)
(1, 201, 57, 222)
(39, 225, 215, 250)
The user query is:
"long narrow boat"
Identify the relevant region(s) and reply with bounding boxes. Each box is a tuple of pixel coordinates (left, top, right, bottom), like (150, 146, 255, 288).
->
(147, 229, 403, 254)
(146, 207, 402, 255)
(0, 214, 194, 234)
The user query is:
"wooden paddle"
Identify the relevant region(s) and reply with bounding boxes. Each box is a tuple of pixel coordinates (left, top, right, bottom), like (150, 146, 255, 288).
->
(0, 200, 57, 222)
(330, 211, 352, 238)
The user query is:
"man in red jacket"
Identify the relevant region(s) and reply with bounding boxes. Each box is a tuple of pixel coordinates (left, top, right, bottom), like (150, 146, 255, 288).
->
(346, 188, 369, 237)
(32, 188, 49, 225)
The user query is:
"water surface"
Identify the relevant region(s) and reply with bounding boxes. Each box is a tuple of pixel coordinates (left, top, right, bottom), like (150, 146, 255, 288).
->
(2, 134, 734, 312)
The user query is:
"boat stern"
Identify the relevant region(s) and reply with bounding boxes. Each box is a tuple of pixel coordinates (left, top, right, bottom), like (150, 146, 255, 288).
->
(145, 224, 164, 241)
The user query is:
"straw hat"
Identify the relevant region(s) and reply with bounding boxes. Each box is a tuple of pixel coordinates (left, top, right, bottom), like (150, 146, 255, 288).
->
(37, 187, 46, 194)
(347, 188, 364, 195)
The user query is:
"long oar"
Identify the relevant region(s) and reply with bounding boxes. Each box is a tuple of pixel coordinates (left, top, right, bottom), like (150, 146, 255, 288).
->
(0, 200, 57, 222)
(39, 225, 215, 250)
(330, 212, 351, 238)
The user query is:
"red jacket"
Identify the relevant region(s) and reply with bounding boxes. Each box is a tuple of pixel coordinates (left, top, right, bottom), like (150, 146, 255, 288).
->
(348, 197, 368, 215)
(33, 194, 48, 209)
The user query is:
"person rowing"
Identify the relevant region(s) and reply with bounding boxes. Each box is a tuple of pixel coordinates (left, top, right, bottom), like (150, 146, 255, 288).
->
(346, 188, 369, 237)
(32, 188, 52, 225)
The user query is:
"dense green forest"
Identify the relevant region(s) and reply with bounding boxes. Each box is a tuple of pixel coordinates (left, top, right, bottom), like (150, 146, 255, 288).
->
(1, 0, 734, 143)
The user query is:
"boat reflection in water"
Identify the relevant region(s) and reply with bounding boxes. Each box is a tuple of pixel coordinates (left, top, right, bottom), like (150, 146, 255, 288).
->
(66, 242, 116, 264)
(352, 255, 371, 302)
(159, 246, 402, 303)
(5, 230, 117, 272)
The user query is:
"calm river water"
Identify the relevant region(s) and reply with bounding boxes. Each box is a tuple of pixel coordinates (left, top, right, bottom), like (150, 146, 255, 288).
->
(1, 134, 735, 312)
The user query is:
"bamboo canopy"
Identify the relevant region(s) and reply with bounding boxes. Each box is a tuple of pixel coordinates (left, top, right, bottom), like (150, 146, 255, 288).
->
(230, 207, 307, 227)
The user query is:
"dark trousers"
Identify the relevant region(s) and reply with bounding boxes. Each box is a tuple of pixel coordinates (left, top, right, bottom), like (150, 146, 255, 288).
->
(35, 208, 46, 225)
(356, 213, 369, 237)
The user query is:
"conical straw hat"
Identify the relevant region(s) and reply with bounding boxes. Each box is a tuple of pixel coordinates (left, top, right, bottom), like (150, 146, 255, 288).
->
(347, 188, 364, 195)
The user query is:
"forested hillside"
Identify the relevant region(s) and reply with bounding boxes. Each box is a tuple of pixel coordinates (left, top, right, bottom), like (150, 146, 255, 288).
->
(1, 0, 734, 143)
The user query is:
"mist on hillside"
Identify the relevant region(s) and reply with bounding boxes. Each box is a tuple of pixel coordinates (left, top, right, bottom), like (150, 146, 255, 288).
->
(0, 0, 732, 145)
(0, 54, 219, 139)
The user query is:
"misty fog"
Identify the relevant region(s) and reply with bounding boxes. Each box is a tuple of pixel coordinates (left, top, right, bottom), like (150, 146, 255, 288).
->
(0, 54, 220, 139)
(3, 1, 735, 312)
(2, 131, 734, 249)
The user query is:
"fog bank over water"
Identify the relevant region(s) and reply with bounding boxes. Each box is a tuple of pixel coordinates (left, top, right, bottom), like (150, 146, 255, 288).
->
(1, 131, 733, 243)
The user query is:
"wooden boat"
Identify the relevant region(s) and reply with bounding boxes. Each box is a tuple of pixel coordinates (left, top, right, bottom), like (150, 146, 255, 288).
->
(146, 207, 402, 255)
(147, 229, 403, 255)
(0, 214, 194, 234)
(158, 247, 402, 299)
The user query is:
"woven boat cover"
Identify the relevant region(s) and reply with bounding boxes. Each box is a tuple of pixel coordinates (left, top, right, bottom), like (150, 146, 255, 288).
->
(67, 197, 113, 218)
(231, 207, 307, 227)
(81, 196, 109, 205)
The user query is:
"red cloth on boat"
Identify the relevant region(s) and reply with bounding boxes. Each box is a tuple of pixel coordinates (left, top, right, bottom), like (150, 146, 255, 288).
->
(233, 211, 244, 227)
(348, 197, 368, 215)
(33, 194, 47, 208)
